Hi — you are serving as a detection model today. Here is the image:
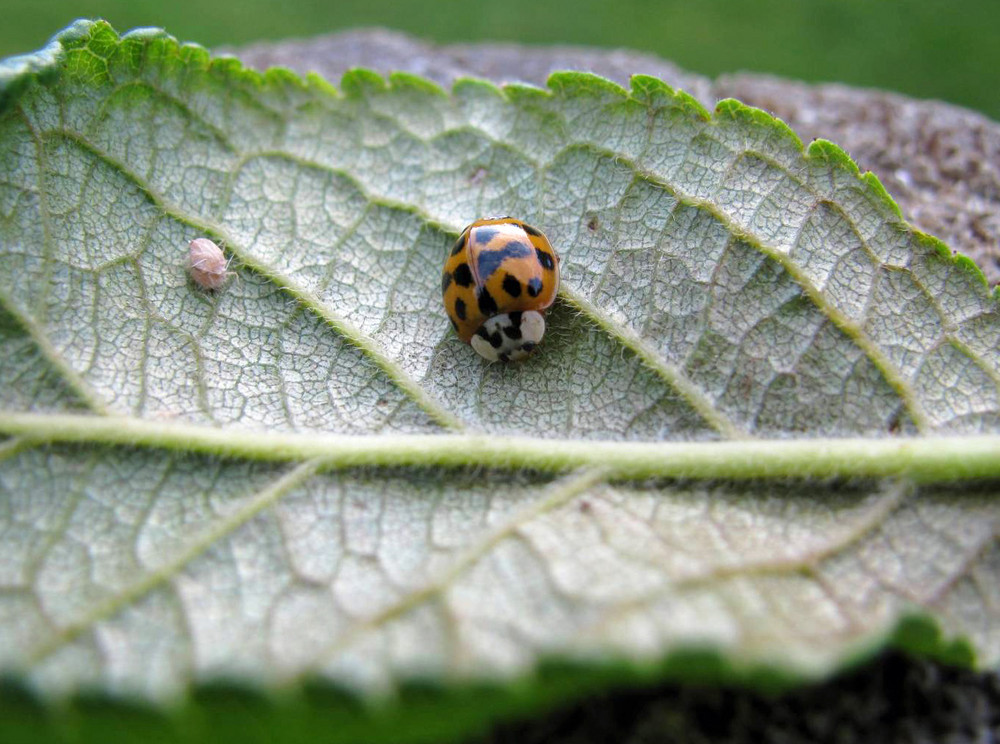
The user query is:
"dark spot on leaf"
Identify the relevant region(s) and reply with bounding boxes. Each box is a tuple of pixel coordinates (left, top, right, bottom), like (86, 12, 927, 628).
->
(887, 410, 902, 434)
(587, 215, 599, 231)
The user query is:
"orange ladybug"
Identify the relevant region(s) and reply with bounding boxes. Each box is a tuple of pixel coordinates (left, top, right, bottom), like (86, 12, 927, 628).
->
(442, 217, 559, 361)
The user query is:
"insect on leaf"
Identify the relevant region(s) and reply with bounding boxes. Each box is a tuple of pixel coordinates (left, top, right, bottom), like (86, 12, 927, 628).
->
(0, 19, 999, 743)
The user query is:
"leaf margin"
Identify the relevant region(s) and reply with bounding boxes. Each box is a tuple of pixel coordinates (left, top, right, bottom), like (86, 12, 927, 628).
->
(1, 18, 997, 303)
(0, 17, 998, 742)
(0, 613, 978, 744)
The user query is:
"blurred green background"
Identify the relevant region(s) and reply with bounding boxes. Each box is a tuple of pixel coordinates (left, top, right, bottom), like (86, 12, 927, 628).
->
(3, 0, 997, 120)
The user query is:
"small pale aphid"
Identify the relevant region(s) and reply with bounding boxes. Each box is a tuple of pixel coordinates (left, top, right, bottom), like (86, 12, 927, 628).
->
(187, 238, 235, 290)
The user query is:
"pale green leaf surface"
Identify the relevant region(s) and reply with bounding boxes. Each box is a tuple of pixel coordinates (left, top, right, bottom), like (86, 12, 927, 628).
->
(1, 20, 999, 725)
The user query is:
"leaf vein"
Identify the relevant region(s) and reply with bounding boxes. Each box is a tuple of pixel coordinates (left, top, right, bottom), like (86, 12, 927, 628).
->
(296, 466, 608, 679)
(24, 458, 325, 667)
(37, 132, 463, 432)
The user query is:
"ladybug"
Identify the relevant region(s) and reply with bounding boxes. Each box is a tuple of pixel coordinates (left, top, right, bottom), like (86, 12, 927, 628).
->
(442, 217, 560, 362)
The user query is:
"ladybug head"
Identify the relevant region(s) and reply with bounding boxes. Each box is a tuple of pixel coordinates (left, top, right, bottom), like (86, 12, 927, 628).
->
(470, 310, 545, 362)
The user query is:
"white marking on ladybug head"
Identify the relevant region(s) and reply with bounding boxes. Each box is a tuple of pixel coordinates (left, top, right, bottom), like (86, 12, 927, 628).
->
(470, 332, 500, 362)
(188, 238, 235, 290)
(469, 310, 546, 362)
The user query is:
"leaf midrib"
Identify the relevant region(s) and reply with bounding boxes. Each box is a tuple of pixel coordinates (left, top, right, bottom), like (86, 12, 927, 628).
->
(4, 412, 1000, 481)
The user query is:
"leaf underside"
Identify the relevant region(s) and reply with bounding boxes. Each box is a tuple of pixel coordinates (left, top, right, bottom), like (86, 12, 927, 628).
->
(0, 19, 999, 741)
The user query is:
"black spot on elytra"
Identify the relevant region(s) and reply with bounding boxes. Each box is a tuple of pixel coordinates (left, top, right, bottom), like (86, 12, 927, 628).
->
(477, 287, 498, 316)
(535, 247, 555, 271)
(527, 277, 543, 297)
(441, 272, 452, 294)
(452, 263, 473, 287)
(450, 234, 467, 256)
(502, 274, 522, 297)
(520, 222, 543, 237)
(453, 298, 467, 320)
(477, 240, 532, 280)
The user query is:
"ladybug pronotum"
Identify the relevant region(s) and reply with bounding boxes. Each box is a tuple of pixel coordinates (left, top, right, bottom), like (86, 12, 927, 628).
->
(442, 217, 559, 362)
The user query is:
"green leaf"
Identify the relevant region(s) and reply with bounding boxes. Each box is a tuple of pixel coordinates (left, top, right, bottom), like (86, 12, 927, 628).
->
(1, 19, 999, 742)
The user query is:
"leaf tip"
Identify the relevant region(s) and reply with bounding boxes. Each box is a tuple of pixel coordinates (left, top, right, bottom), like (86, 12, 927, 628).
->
(388, 70, 448, 98)
(629, 74, 710, 120)
(0, 18, 102, 114)
(891, 615, 976, 668)
(913, 231, 996, 295)
(452, 75, 505, 100)
(629, 73, 674, 98)
(547, 70, 628, 101)
(305, 70, 339, 97)
(262, 64, 309, 90)
(340, 67, 388, 98)
(861, 171, 904, 219)
(119, 25, 174, 44)
(502, 80, 549, 103)
(806, 138, 860, 175)
(715, 97, 804, 150)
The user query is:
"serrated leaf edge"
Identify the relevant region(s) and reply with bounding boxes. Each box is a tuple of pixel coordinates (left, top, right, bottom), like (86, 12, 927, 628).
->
(1, 19, 995, 305)
(4, 19, 998, 442)
(0, 20, 996, 725)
